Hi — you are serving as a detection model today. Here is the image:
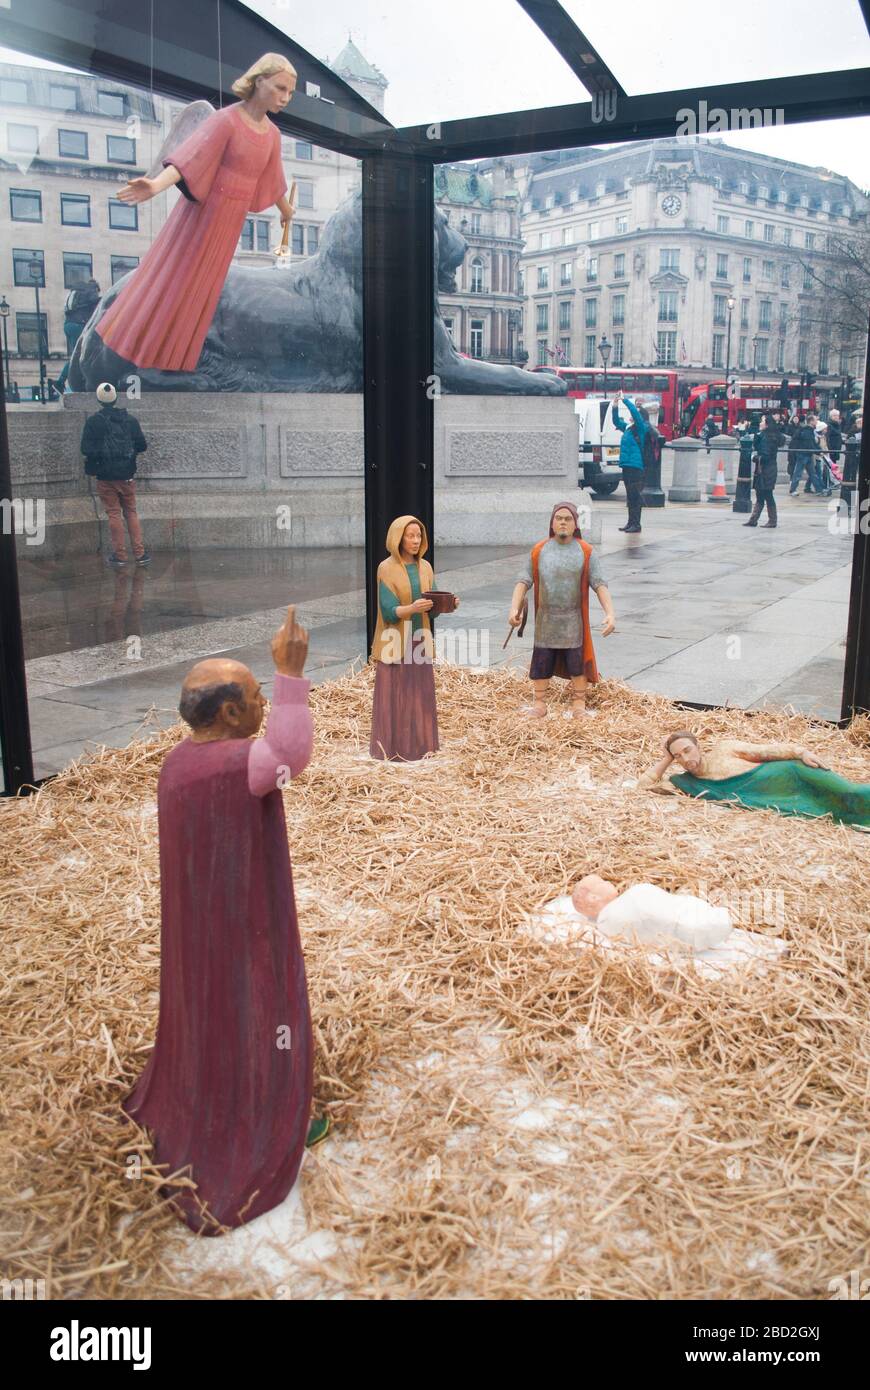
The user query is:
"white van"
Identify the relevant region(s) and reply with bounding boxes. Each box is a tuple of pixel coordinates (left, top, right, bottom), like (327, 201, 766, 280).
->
(575, 395, 662, 494)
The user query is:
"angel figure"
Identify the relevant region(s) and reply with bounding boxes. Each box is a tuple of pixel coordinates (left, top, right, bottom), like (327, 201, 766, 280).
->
(96, 53, 298, 373)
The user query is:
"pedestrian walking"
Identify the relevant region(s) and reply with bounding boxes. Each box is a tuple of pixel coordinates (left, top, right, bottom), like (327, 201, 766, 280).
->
(840, 412, 862, 518)
(788, 413, 822, 495)
(80, 382, 150, 566)
(612, 390, 648, 534)
(744, 414, 782, 528)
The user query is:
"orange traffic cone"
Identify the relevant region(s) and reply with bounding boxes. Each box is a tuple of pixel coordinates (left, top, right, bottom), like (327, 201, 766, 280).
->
(709, 457, 728, 502)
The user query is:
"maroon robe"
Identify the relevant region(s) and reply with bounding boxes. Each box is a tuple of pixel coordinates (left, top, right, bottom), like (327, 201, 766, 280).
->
(124, 675, 314, 1234)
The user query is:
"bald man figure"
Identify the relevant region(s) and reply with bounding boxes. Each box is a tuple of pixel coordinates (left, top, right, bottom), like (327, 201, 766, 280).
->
(124, 607, 316, 1235)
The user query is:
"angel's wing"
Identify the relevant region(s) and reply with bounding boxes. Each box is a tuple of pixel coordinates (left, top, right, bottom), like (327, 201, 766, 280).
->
(146, 100, 216, 178)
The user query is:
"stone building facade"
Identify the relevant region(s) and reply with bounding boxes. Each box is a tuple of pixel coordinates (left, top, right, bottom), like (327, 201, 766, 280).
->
(434, 161, 525, 364)
(488, 137, 868, 389)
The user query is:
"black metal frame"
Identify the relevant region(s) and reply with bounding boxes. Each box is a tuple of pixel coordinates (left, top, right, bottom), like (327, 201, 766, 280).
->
(1, 0, 869, 793)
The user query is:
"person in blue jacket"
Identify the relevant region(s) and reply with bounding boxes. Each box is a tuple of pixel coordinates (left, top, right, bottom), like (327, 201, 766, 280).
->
(612, 391, 649, 533)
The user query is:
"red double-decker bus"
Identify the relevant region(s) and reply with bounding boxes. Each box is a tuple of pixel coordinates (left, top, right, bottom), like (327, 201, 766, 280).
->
(681, 378, 817, 437)
(530, 366, 682, 438)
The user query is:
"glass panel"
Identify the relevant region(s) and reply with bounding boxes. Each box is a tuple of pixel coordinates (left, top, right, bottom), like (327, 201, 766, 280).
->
(2, 32, 364, 780)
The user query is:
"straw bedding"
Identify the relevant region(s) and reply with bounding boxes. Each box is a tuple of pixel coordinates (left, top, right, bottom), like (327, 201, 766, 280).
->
(1, 664, 868, 1300)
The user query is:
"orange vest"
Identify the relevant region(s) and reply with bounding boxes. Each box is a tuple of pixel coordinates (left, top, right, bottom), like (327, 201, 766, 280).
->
(530, 537, 600, 684)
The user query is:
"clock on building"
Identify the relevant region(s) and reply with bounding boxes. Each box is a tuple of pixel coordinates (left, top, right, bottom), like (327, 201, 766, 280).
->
(661, 194, 682, 216)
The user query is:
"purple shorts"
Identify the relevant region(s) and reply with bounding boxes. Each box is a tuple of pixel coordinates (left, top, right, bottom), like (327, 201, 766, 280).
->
(529, 645, 584, 679)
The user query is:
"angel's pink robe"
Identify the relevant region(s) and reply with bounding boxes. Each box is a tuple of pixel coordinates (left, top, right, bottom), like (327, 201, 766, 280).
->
(124, 674, 314, 1234)
(97, 104, 286, 372)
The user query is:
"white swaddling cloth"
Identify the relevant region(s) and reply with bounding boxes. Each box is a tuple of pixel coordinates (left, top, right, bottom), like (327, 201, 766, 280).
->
(595, 883, 733, 951)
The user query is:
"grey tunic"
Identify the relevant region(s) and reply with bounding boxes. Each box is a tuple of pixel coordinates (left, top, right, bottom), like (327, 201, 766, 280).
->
(517, 538, 606, 649)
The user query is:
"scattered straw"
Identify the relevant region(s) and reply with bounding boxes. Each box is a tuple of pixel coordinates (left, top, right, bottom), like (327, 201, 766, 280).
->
(1, 665, 868, 1300)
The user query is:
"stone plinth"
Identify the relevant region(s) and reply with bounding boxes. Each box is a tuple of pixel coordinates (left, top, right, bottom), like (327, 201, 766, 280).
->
(666, 437, 703, 503)
(706, 434, 738, 499)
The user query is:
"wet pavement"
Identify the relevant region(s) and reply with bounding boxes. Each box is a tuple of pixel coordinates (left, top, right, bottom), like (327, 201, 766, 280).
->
(17, 495, 853, 779)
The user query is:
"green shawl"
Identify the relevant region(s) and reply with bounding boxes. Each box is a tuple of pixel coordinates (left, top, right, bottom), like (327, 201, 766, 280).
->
(670, 760, 870, 826)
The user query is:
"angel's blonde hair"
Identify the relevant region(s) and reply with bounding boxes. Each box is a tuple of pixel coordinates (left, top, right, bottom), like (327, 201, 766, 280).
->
(232, 53, 297, 101)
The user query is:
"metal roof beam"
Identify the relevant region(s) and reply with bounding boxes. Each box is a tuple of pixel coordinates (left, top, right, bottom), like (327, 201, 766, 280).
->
(515, 0, 625, 97)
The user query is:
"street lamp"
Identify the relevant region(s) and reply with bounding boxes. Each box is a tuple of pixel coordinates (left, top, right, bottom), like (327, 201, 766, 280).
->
(0, 297, 11, 399)
(751, 334, 760, 381)
(29, 256, 46, 403)
(598, 334, 612, 398)
(724, 295, 736, 419)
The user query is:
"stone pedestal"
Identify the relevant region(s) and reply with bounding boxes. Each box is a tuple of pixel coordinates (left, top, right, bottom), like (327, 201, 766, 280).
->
(706, 434, 737, 500)
(666, 437, 703, 503)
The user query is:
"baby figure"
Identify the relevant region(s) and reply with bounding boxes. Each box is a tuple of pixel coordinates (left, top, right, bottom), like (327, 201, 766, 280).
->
(571, 874, 732, 952)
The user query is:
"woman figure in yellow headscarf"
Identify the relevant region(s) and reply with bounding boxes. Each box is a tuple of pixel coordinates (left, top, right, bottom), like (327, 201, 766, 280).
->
(369, 515, 457, 761)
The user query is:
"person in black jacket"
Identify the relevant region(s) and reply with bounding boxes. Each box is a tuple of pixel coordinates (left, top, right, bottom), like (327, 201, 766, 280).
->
(788, 414, 822, 495)
(826, 409, 843, 465)
(81, 382, 150, 566)
(744, 414, 783, 528)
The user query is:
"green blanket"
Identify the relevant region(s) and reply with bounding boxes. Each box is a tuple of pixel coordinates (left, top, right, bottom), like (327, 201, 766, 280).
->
(670, 760, 870, 826)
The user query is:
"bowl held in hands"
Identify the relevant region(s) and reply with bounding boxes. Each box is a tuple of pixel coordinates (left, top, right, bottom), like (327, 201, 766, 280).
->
(422, 590, 457, 616)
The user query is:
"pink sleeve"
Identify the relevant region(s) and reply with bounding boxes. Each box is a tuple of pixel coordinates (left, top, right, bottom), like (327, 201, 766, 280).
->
(249, 126, 287, 212)
(247, 674, 313, 798)
(164, 109, 232, 204)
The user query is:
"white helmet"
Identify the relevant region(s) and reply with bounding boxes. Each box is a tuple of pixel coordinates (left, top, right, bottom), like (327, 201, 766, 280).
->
(96, 382, 117, 404)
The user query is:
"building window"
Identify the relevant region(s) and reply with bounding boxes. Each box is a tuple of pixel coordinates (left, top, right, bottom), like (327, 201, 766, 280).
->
(739, 180, 749, 195)
(782, 227, 792, 246)
(738, 335, 747, 368)
(660, 249, 679, 271)
(536, 304, 548, 332)
(742, 257, 751, 282)
(612, 294, 625, 325)
(716, 215, 729, 233)
(776, 339, 784, 371)
(819, 343, 829, 373)
(98, 91, 126, 118)
(755, 338, 769, 370)
(797, 341, 808, 371)
(297, 180, 314, 209)
(443, 317, 454, 344)
(58, 128, 88, 159)
(10, 188, 41, 222)
(712, 334, 725, 368)
(517, 269, 524, 295)
(587, 255, 598, 281)
(63, 251, 93, 289)
(839, 349, 850, 374)
(8, 124, 39, 154)
(584, 298, 597, 329)
(13, 247, 45, 287)
(292, 223, 304, 255)
(759, 301, 772, 331)
(764, 224, 774, 242)
(471, 212, 481, 235)
(110, 254, 139, 283)
(560, 336, 571, 362)
(588, 221, 599, 240)
(307, 225, 319, 254)
(108, 198, 138, 230)
(107, 135, 136, 163)
(612, 332, 624, 366)
(470, 258, 484, 293)
(805, 232, 815, 249)
(470, 319, 484, 358)
(614, 252, 625, 278)
(780, 265, 790, 289)
(49, 84, 78, 110)
(802, 267, 813, 291)
(537, 266, 549, 290)
(537, 339, 549, 366)
(798, 306, 810, 333)
(560, 261, 572, 286)
(539, 231, 550, 250)
(779, 303, 789, 334)
(60, 192, 91, 226)
(585, 334, 596, 367)
(716, 253, 728, 278)
(659, 291, 678, 322)
(558, 301, 572, 330)
(615, 215, 628, 234)
(0, 79, 29, 104)
(740, 297, 750, 328)
(16, 311, 48, 356)
(713, 294, 728, 325)
(656, 331, 677, 365)
(762, 259, 774, 280)
(295, 140, 313, 159)
(744, 220, 754, 238)
(759, 187, 769, 201)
